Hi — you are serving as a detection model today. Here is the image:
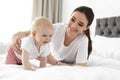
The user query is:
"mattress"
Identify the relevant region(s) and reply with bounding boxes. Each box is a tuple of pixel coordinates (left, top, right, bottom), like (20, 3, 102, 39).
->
(0, 54, 120, 80)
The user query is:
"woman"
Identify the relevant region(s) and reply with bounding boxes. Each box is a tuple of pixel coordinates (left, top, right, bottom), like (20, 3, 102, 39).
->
(11, 6, 94, 66)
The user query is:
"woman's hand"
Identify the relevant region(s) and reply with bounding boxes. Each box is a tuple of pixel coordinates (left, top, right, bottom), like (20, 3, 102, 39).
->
(75, 63, 86, 66)
(12, 34, 22, 54)
(11, 31, 30, 54)
(55, 61, 65, 66)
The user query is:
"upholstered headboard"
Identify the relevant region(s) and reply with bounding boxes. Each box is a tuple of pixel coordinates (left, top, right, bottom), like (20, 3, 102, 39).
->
(95, 16, 120, 37)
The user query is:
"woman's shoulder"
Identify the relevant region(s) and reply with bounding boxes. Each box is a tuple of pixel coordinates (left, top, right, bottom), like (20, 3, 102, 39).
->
(78, 33, 88, 42)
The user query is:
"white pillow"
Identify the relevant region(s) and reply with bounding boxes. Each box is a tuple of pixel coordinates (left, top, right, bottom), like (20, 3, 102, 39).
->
(92, 35, 120, 60)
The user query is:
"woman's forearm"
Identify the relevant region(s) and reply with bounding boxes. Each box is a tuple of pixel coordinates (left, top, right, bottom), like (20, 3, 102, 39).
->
(12, 30, 30, 39)
(47, 54, 58, 65)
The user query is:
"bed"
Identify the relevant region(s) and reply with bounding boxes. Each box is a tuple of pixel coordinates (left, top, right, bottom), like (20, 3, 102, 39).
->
(0, 16, 120, 80)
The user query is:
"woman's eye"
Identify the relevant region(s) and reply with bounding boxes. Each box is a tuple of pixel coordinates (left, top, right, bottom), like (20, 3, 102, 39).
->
(79, 23, 83, 26)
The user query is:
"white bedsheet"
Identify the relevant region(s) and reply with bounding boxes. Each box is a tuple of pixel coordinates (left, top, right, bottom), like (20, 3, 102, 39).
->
(88, 55, 120, 70)
(0, 54, 120, 80)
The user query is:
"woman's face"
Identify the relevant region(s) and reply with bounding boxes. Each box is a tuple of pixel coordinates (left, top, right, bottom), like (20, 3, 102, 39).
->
(67, 11, 88, 36)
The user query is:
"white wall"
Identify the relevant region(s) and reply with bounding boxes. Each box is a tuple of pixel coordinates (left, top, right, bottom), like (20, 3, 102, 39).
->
(62, 0, 120, 40)
(92, 0, 120, 18)
(0, 0, 33, 43)
(62, 0, 120, 21)
(62, 0, 93, 23)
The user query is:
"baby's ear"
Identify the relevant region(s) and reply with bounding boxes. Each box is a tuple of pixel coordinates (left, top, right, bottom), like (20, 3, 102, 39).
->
(32, 31, 36, 36)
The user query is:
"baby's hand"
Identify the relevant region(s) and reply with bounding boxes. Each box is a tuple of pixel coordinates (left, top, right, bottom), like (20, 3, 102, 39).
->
(23, 66, 36, 71)
(27, 67, 36, 71)
(31, 68, 36, 71)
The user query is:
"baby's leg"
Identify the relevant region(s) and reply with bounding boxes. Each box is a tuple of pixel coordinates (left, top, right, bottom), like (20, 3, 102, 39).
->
(5, 44, 22, 65)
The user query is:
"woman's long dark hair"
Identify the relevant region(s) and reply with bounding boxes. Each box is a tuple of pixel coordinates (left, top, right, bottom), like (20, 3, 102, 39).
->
(73, 6, 94, 58)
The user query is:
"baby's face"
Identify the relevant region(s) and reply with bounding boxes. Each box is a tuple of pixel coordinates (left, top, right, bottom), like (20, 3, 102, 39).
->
(35, 27, 54, 45)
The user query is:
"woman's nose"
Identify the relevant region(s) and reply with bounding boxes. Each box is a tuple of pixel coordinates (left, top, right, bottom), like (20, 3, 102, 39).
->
(71, 22, 77, 29)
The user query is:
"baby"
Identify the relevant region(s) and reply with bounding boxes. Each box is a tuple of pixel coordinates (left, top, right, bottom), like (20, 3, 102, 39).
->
(5, 17, 54, 71)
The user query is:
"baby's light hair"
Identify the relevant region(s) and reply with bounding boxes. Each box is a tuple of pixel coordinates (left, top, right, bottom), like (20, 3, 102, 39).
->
(31, 17, 53, 33)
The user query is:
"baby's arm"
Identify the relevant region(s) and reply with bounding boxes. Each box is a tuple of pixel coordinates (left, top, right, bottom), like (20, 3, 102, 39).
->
(22, 49, 35, 71)
(36, 56, 47, 68)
